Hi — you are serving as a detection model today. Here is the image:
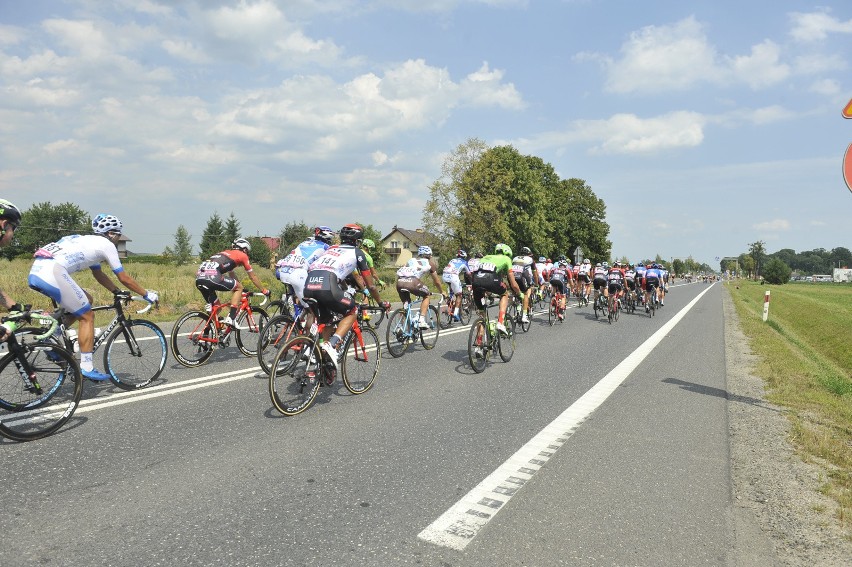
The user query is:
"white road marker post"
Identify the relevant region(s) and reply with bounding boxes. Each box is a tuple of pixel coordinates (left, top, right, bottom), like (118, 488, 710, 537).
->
(762, 290, 770, 322)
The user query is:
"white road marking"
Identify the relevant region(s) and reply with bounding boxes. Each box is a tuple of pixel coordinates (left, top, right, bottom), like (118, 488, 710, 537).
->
(417, 282, 717, 550)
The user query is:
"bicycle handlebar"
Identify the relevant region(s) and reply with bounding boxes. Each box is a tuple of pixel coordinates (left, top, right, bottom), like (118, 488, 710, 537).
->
(247, 292, 269, 306)
(128, 296, 156, 314)
(1, 310, 59, 341)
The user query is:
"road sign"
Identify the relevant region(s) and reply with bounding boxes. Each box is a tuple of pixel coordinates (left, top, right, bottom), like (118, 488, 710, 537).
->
(845, 143, 852, 194)
(573, 246, 583, 265)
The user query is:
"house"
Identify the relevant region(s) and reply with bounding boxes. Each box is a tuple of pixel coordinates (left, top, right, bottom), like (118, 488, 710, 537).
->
(116, 234, 131, 259)
(380, 225, 440, 267)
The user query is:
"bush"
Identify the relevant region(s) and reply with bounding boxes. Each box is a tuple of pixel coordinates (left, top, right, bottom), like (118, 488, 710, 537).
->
(762, 258, 792, 285)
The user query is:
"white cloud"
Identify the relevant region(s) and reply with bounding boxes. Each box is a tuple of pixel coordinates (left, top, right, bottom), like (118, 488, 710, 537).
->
(0, 24, 27, 45)
(809, 79, 840, 96)
(728, 40, 790, 89)
(753, 219, 791, 232)
(790, 10, 852, 42)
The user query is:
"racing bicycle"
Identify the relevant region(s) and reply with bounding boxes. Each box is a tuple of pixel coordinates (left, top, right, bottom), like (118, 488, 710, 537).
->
(467, 299, 515, 373)
(385, 294, 441, 358)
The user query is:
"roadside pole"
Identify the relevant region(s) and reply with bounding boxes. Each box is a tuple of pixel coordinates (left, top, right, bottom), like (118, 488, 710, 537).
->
(762, 290, 770, 322)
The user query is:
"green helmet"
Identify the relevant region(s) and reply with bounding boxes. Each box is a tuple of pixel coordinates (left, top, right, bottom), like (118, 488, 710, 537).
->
(361, 238, 375, 249)
(494, 243, 512, 257)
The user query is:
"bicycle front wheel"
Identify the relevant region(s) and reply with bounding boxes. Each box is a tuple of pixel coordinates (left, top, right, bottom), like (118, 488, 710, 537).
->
(235, 307, 269, 357)
(171, 311, 215, 367)
(439, 301, 454, 329)
(459, 296, 472, 325)
(104, 320, 168, 390)
(269, 336, 321, 416)
(257, 314, 296, 375)
(467, 319, 487, 373)
(342, 326, 380, 394)
(385, 309, 411, 358)
(419, 305, 440, 350)
(498, 318, 515, 362)
(0, 344, 82, 442)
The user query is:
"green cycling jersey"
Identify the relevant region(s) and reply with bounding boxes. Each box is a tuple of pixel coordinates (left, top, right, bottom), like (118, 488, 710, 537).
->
(477, 254, 512, 276)
(362, 250, 374, 269)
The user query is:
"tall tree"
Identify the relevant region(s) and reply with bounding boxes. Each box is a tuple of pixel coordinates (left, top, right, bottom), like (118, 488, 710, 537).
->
(246, 236, 272, 269)
(5, 202, 91, 259)
(748, 240, 767, 279)
(199, 212, 227, 259)
(163, 225, 194, 266)
(224, 212, 241, 243)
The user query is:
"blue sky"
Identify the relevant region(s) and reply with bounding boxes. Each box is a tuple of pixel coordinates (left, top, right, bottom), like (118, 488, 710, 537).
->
(1, 0, 850, 267)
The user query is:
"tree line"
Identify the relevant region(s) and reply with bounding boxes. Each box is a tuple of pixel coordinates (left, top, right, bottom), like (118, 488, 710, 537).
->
(721, 240, 852, 284)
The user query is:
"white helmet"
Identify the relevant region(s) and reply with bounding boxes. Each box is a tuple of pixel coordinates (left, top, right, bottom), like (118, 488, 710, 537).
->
(92, 214, 123, 235)
(583, 258, 590, 264)
(232, 237, 251, 253)
(418, 245, 432, 257)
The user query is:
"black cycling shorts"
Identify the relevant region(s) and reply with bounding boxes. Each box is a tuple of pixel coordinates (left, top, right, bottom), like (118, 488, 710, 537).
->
(549, 278, 566, 295)
(196, 275, 237, 304)
(593, 277, 607, 291)
(472, 271, 507, 308)
(644, 277, 660, 292)
(607, 282, 623, 294)
(303, 270, 355, 323)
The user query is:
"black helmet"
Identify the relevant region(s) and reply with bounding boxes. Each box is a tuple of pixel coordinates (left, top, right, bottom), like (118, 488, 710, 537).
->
(339, 223, 364, 244)
(0, 199, 22, 226)
(314, 225, 335, 244)
(521, 246, 531, 256)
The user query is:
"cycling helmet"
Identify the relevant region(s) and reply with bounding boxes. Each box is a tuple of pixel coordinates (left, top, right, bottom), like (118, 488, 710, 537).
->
(538, 256, 545, 262)
(314, 225, 335, 244)
(0, 199, 22, 227)
(602, 262, 609, 268)
(638, 262, 645, 267)
(595, 262, 602, 267)
(361, 238, 376, 249)
(457, 249, 468, 259)
(418, 245, 433, 257)
(232, 237, 251, 253)
(521, 246, 531, 256)
(339, 223, 364, 244)
(92, 213, 123, 235)
(495, 243, 512, 257)
(557, 255, 566, 262)
(583, 258, 590, 265)
(558, 259, 568, 267)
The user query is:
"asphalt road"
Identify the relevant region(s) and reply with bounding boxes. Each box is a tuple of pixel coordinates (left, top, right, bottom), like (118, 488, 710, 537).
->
(1, 281, 739, 566)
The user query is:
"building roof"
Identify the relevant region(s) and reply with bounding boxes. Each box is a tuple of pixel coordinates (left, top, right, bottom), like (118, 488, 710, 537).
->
(380, 225, 438, 247)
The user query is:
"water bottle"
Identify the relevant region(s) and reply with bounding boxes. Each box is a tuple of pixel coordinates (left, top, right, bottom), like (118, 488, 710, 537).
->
(94, 327, 103, 340)
(488, 320, 496, 336)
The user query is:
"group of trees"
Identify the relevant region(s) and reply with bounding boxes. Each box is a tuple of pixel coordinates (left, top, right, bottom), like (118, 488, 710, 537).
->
(0, 202, 91, 260)
(422, 138, 611, 262)
(721, 240, 851, 284)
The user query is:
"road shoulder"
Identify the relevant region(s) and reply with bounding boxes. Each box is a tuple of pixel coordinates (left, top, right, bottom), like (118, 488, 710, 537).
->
(723, 286, 852, 566)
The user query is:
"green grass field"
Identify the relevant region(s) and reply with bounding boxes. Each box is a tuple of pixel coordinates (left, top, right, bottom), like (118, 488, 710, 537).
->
(727, 280, 852, 535)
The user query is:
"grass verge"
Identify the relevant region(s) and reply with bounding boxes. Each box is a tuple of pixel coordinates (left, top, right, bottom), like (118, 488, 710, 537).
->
(726, 280, 851, 536)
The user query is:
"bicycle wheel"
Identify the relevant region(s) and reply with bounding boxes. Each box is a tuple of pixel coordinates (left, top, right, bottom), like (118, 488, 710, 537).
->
(265, 299, 290, 318)
(385, 309, 411, 358)
(104, 319, 167, 390)
(519, 305, 532, 333)
(459, 296, 472, 325)
(170, 311, 215, 367)
(467, 319, 487, 373)
(362, 304, 385, 330)
(419, 305, 440, 350)
(0, 343, 82, 442)
(613, 301, 620, 321)
(257, 314, 296, 375)
(498, 317, 515, 362)
(342, 326, 380, 394)
(269, 336, 321, 416)
(506, 303, 518, 330)
(548, 300, 556, 326)
(235, 307, 269, 357)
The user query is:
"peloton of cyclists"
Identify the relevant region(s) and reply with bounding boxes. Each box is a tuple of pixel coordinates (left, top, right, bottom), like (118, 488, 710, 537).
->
(442, 249, 472, 322)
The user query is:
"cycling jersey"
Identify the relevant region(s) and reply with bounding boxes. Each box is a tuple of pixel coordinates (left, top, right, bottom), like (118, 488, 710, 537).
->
(579, 263, 591, 276)
(308, 244, 369, 282)
(29, 234, 125, 316)
(511, 255, 536, 292)
(624, 269, 636, 281)
(472, 254, 513, 307)
(535, 262, 548, 283)
(197, 249, 253, 277)
(593, 267, 607, 280)
(276, 238, 330, 301)
(397, 257, 435, 280)
(442, 258, 471, 295)
(549, 265, 570, 283)
(467, 258, 482, 273)
(304, 244, 371, 322)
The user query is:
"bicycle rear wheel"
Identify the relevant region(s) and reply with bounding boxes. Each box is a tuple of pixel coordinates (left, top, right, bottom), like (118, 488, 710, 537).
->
(519, 305, 532, 333)
(459, 296, 473, 325)
(257, 314, 296, 375)
(419, 305, 440, 350)
(235, 307, 269, 357)
(104, 319, 167, 390)
(269, 336, 321, 416)
(548, 300, 556, 326)
(467, 319, 487, 373)
(0, 343, 82, 442)
(171, 311, 215, 367)
(498, 318, 515, 362)
(385, 309, 411, 358)
(439, 300, 454, 329)
(342, 326, 380, 394)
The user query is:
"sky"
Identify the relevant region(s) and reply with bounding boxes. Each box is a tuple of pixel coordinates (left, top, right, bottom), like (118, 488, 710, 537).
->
(1, 0, 850, 267)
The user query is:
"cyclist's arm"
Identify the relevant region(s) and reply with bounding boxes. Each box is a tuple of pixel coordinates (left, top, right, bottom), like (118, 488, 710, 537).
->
(354, 270, 383, 305)
(0, 288, 17, 310)
(246, 269, 266, 292)
(114, 269, 149, 297)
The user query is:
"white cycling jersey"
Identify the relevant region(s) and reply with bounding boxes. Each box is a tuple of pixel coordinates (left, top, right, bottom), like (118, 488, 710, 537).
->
(579, 263, 592, 276)
(33, 234, 123, 274)
(397, 257, 434, 279)
(307, 244, 366, 281)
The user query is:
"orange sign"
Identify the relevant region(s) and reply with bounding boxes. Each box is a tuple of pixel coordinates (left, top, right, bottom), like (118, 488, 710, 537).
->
(845, 143, 852, 193)
(845, 98, 852, 119)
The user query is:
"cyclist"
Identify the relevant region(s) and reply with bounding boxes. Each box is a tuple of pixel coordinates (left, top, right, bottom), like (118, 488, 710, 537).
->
(395, 245, 444, 329)
(472, 243, 521, 335)
(644, 263, 662, 312)
(624, 263, 637, 305)
(360, 239, 387, 288)
(511, 246, 540, 324)
(535, 256, 548, 285)
(635, 262, 648, 306)
(303, 223, 389, 372)
(548, 258, 571, 320)
(659, 264, 669, 306)
(442, 249, 471, 322)
(196, 237, 269, 327)
(0, 200, 23, 314)
(276, 226, 335, 306)
(578, 258, 592, 300)
(467, 249, 483, 273)
(27, 214, 158, 381)
(592, 261, 608, 306)
(605, 261, 626, 309)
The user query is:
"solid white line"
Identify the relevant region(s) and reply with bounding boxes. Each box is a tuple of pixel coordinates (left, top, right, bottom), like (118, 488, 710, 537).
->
(417, 282, 717, 550)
